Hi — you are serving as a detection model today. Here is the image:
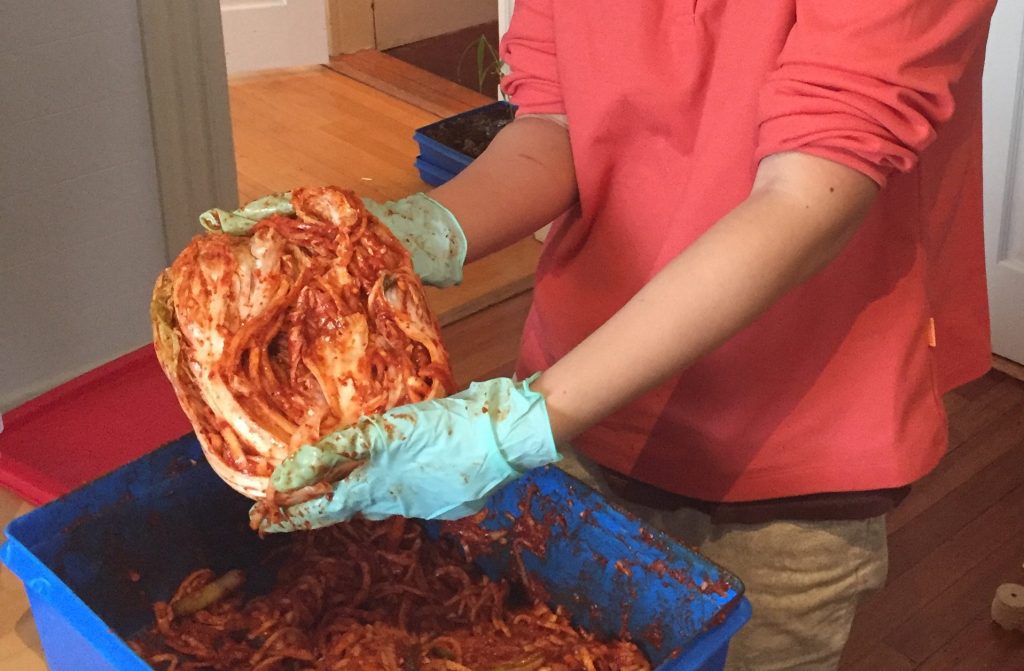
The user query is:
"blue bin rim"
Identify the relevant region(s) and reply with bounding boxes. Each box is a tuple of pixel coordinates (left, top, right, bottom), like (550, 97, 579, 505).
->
(674, 596, 751, 668)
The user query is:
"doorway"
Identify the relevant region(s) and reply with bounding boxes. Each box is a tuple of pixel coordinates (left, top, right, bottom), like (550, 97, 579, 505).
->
(217, 0, 499, 77)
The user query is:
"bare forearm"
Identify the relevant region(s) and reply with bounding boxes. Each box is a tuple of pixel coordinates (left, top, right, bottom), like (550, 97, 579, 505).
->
(429, 116, 577, 262)
(532, 152, 879, 442)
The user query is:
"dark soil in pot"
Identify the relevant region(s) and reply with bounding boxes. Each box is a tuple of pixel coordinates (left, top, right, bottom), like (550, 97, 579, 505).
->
(420, 104, 515, 158)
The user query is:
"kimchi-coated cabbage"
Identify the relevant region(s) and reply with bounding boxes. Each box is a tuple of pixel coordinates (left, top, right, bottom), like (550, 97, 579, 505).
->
(151, 187, 455, 499)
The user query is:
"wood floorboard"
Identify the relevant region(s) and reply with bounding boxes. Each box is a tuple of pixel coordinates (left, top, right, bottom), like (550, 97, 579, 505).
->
(842, 370, 1024, 668)
(842, 421, 1024, 667)
(946, 377, 1024, 450)
(227, 67, 436, 202)
(885, 407, 1024, 579)
(952, 369, 1005, 400)
(843, 643, 917, 671)
(993, 355, 1024, 382)
(886, 403, 1024, 536)
(885, 519, 1024, 664)
(942, 390, 971, 420)
(917, 620, 1024, 670)
(328, 50, 493, 118)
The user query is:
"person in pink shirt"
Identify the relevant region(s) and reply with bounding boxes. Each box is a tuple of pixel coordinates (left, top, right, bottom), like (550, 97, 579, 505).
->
(265, 1, 999, 667)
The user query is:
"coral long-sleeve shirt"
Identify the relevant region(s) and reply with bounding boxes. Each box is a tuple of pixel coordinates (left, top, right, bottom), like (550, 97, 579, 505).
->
(502, 0, 995, 501)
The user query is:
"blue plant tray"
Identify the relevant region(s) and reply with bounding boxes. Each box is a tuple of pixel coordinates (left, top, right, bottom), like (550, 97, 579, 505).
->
(1, 434, 749, 670)
(415, 156, 456, 187)
(413, 100, 516, 179)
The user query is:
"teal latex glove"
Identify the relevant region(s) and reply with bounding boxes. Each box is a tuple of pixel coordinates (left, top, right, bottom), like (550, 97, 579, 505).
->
(199, 192, 294, 235)
(362, 193, 467, 288)
(198, 192, 467, 288)
(255, 376, 559, 533)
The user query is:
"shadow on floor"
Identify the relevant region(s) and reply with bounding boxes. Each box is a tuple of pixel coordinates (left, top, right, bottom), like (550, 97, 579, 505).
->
(384, 21, 501, 95)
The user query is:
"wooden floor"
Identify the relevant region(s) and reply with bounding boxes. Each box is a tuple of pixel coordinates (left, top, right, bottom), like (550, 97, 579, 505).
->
(228, 65, 439, 205)
(326, 48, 493, 118)
(841, 369, 1024, 670)
(232, 58, 1024, 669)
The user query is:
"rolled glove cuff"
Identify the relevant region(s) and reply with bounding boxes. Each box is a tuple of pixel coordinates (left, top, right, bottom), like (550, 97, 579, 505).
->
(492, 374, 560, 472)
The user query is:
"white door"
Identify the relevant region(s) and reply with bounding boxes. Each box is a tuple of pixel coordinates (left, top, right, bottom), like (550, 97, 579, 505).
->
(984, 0, 1024, 365)
(220, 0, 329, 75)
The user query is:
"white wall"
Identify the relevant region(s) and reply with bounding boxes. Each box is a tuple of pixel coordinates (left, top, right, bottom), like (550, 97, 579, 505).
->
(0, 0, 168, 411)
(220, 0, 329, 75)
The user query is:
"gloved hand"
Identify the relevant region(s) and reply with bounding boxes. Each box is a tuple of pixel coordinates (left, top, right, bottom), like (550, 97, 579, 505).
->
(361, 193, 467, 288)
(255, 376, 559, 533)
(199, 192, 467, 288)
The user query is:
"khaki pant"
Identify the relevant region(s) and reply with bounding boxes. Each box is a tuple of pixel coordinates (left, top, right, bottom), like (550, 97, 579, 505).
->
(557, 448, 889, 671)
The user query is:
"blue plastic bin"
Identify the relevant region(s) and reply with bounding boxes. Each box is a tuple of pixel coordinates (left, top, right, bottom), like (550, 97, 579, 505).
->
(413, 100, 516, 182)
(1, 435, 750, 670)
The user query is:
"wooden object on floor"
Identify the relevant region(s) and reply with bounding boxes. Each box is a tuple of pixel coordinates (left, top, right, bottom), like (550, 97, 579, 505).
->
(328, 49, 494, 117)
(992, 584, 1024, 631)
(226, 66, 541, 327)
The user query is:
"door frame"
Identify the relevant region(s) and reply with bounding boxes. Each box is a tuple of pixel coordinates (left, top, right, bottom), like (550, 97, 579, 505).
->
(982, 0, 1024, 364)
(136, 0, 239, 263)
(498, 0, 514, 38)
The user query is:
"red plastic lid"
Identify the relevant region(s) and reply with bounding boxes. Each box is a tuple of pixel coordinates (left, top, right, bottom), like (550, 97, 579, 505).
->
(0, 346, 192, 505)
